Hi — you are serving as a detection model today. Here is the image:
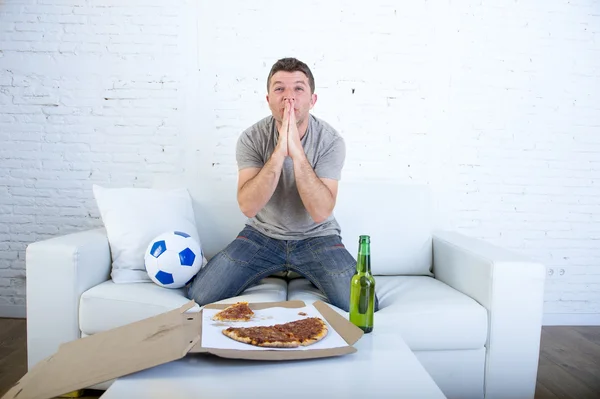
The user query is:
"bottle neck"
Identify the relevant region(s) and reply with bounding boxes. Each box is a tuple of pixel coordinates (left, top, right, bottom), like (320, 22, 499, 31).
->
(356, 241, 371, 274)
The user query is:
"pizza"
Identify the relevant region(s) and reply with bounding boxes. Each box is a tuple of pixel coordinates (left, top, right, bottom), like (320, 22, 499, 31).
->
(212, 302, 254, 322)
(222, 317, 328, 348)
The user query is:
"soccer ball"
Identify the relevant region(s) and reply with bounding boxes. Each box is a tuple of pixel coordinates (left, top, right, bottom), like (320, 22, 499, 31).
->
(144, 231, 204, 289)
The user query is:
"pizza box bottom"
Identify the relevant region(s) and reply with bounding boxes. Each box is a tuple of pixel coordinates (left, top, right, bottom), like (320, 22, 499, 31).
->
(2, 300, 364, 399)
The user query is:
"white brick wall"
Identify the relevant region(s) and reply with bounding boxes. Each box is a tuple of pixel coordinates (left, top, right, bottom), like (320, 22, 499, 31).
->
(1, 0, 598, 324)
(0, 0, 195, 317)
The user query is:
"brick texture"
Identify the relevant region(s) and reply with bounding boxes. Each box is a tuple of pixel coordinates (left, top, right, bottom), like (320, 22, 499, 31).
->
(0, 0, 598, 320)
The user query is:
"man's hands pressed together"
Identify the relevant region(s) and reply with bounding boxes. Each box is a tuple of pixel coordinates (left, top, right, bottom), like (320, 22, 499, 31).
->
(274, 100, 289, 158)
(275, 98, 305, 161)
(285, 99, 305, 161)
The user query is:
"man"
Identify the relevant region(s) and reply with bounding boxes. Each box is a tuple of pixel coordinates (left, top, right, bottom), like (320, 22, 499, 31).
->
(187, 57, 377, 312)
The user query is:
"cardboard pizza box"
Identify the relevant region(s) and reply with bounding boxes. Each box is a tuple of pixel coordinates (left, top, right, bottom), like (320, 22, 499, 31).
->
(2, 300, 364, 399)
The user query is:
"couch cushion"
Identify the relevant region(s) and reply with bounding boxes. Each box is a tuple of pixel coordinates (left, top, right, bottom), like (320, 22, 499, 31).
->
(287, 276, 487, 351)
(79, 277, 288, 335)
(287, 278, 329, 304)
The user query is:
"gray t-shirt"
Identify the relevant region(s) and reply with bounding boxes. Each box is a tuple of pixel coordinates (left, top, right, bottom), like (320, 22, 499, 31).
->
(236, 114, 346, 240)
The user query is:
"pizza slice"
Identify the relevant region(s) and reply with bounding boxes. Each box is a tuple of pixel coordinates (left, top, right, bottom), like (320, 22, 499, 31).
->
(212, 302, 254, 322)
(277, 317, 329, 347)
(223, 326, 300, 348)
(222, 317, 328, 348)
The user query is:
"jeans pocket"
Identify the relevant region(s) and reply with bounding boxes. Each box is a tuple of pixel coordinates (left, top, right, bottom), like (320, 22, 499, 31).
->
(224, 232, 263, 265)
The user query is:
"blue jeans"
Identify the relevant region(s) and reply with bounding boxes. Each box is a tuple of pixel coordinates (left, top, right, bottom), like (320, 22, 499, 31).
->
(187, 225, 379, 312)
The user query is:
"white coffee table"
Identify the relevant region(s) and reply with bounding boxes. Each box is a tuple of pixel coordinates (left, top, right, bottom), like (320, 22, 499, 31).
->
(100, 330, 447, 398)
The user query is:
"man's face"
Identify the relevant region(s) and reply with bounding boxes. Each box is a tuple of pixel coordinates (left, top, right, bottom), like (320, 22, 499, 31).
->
(267, 71, 317, 126)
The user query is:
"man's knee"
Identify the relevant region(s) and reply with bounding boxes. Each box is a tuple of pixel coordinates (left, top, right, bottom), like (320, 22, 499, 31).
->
(186, 252, 233, 306)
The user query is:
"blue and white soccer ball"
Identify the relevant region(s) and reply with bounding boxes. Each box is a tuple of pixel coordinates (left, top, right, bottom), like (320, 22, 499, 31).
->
(144, 231, 204, 289)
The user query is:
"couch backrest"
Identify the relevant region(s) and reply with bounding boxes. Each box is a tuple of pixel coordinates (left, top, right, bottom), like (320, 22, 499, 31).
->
(334, 181, 433, 276)
(156, 178, 433, 276)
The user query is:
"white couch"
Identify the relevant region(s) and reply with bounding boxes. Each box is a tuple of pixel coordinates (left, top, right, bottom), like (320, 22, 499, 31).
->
(25, 181, 546, 399)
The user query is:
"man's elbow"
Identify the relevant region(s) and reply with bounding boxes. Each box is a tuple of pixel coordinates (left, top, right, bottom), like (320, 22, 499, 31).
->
(238, 199, 257, 219)
(312, 215, 328, 224)
(311, 209, 333, 224)
(313, 198, 337, 223)
(241, 209, 257, 218)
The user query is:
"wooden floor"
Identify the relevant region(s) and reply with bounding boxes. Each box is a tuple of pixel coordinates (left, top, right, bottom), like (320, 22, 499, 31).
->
(535, 326, 600, 398)
(0, 318, 599, 398)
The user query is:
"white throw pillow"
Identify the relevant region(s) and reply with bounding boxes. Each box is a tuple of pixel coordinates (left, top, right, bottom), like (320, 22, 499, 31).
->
(93, 184, 202, 284)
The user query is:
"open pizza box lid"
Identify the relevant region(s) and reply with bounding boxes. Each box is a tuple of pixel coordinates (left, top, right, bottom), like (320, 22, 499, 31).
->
(2, 300, 364, 399)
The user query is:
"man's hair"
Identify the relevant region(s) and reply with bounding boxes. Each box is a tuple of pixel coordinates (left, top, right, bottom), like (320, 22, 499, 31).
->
(267, 57, 315, 93)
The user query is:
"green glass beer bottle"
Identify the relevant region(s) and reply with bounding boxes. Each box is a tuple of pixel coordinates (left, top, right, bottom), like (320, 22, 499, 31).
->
(349, 235, 375, 333)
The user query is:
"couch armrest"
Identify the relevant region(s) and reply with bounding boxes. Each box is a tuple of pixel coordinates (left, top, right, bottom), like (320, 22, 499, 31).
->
(432, 230, 546, 399)
(26, 228, 111, 369)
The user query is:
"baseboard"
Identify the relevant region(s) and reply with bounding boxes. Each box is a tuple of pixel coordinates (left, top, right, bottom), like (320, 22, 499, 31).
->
(543, 313, 600, 326)
(0, 304, 26, 318)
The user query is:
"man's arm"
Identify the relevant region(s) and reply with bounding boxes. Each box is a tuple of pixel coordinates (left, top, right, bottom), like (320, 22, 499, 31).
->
(293, 156, 338, 223)
(237, 152, 286, 218)
(237, 101, 291, 218)
(286, 98, 341, 223)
